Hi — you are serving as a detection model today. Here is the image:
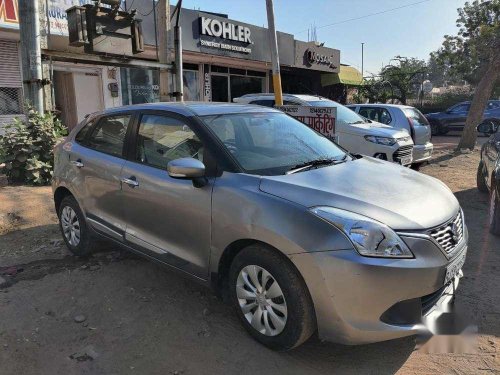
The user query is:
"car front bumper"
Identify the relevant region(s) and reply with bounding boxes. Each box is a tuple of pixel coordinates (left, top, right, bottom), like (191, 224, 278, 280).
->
(289, 229, 468, 345)
(413, 142, 434, 163)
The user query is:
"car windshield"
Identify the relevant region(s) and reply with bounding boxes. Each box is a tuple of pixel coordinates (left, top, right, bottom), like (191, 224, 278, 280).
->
(307, 100, 368, 125)
(202, 112, 348, 176)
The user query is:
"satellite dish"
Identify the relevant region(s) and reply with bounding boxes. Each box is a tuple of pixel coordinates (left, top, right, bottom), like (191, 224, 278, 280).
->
(422, 80, 433, 93)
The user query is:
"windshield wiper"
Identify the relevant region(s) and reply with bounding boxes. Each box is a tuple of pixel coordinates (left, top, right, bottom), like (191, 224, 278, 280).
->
(286, 157, 346, 175)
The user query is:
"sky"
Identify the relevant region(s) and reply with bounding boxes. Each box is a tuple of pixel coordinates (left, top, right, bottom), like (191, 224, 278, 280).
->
(174, 0, 468, 76)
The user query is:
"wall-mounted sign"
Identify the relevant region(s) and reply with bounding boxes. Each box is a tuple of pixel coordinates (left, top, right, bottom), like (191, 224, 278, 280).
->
(199, 16, 253, 55)
(200, 16, 252, 44)
(0, 0, 18, 29)
(295, 41, 340, 73)
(276, 105, 336, 139)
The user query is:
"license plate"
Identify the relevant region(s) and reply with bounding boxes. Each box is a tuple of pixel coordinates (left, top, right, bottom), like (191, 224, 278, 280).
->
(445, 251, 466, 285)
(400, 156, 412, 165)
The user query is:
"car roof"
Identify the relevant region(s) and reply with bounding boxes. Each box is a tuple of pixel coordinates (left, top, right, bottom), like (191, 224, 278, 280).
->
(350, 103, 416, 110)
(237, 93, 327, 102)
(93, 102, 279, 117)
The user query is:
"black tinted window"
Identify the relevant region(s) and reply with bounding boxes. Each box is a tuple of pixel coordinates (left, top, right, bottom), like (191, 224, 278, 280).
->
(87, 115, 131, 157)
(250, 100, 274, 107)
(136, 114, 204, 170)
(358, 107, 392, 125)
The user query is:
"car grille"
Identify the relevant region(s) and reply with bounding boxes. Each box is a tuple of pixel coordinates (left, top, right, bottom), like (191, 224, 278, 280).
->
(421, 282, 453, 316)
(429, 212, 464, 254)
(393, 145, 413, 162)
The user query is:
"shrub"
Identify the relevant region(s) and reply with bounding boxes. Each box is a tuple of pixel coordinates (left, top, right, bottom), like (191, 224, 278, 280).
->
(0, 106, 67, 185)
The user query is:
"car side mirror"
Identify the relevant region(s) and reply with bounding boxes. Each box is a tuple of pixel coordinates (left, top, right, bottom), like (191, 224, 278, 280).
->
(167, 157, 207, 187)
(476, 122, 495, 135)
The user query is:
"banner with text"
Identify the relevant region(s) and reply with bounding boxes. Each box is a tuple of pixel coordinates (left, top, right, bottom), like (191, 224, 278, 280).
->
(276, 105, 336, 139)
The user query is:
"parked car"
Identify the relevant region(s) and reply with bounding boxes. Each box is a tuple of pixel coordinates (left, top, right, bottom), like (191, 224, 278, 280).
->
(234, 94, 414, 166)
(53, 103, 468, 350)
(347, 104, 433, 167)
(425, 100, 500, 135)
(476, 119, 500, 235)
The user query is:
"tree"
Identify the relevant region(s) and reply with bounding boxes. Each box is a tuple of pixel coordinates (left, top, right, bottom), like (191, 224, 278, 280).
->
(436, 0, 500, 150)
(380, 56, 427, 105)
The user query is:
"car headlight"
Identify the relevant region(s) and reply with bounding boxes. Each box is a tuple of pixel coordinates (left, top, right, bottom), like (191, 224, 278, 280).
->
(310, 206, 414, 258)
(364, 135, 397, 146)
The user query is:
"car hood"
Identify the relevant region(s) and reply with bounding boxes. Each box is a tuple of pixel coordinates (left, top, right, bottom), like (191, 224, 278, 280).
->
(259, 157, 459, 231)
(342, 121, 410, 139)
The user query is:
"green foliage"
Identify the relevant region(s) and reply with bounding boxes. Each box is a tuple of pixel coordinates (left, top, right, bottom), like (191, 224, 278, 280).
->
(435, 0, 500, 84)
(0, 106, 67, 185)
(354, 56, 426, 104)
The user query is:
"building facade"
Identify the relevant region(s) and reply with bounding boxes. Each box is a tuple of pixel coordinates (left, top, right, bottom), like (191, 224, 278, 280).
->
(0, 0, 355, 130)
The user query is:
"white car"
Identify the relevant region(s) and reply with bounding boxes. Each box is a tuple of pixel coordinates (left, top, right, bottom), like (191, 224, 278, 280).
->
(347, 104, 433, 166)
(234, 94, 414, 166)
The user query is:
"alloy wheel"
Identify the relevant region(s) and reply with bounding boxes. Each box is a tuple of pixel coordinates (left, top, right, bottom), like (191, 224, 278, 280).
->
(61, 206, 81, 246)
(236, 265, 287, 336)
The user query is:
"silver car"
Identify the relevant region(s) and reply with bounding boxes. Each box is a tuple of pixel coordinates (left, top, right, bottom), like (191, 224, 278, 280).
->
(347, 104, 433, 166)
(52, 103, 467, 350)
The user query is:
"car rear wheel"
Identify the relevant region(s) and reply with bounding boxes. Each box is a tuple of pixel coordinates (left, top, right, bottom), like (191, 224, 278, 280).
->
(489, 184, 500, 236)
(58, 195, 94, 257)
(229, 244, 316, 351)
(477, 162, 489, 193)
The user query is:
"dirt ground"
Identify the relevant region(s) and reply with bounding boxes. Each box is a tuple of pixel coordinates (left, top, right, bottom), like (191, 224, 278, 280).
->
(0, 135, 498, 375)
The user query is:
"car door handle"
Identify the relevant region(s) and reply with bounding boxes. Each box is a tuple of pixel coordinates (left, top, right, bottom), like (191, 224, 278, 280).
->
(70, 159, 84, 168)
(121, 177, 139, 187)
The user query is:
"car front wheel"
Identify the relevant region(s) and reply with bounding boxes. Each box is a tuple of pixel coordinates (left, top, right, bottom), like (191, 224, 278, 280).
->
(477, 161, 489, 193)
(229, 244, 316, 351)
(489, 184, 500, 236)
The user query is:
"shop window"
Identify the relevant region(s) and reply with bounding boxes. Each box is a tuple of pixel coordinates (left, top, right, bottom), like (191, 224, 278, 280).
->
(247, 70, 266, 77)
(0, 87, 22, 115)
(120, 67, 160, 105)
(230, 76, 264, 101)
(211, 65, 229, 73)
(183, 70, 200, 101)
(229, 68, 246, 75)
(212, 75, 229, 102)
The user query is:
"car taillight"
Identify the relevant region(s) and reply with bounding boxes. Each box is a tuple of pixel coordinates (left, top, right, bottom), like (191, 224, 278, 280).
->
(406, 117, 415, 141)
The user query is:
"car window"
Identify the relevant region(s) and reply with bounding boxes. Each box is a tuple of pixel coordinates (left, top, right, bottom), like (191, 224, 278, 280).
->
(449, 103, 470, 113)
(203, 112, 347, 176)
(135, 114, 204, 170)
(75, 119, 95, 144)
(402, 108, 430, 126)
(250, 100, 274, 107)
(87, 114, 131, 157)
(487, 101, 500, 110)
(358, 107, 392, 125)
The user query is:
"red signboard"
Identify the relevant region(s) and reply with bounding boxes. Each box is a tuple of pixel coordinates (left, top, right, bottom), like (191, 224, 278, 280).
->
(0, 0, 19, 28)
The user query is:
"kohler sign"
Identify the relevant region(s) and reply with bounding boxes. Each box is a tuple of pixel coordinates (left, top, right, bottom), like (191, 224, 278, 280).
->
(200, 16, 252, 44)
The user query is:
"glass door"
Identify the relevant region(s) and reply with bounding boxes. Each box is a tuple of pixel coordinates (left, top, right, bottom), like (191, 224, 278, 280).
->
(211, 75, 229, 102)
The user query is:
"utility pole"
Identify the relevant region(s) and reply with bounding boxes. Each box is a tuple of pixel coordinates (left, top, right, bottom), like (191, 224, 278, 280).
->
(171, 0, 183, 101)
(361, 42, 364, 81)
(265, 0, 283, 106)
(157, 0, 171, 102)
(19, 0, 44, 112)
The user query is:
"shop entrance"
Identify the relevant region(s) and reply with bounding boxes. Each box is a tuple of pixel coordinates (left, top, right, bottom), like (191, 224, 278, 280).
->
(53, 66, 104, 129)
(209, 66, 266, 102)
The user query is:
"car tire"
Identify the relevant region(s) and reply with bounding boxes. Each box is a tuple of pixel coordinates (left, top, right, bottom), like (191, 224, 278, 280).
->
(476, 162, 489, 193)
(489, 183, 500, 236)
(411, 162, 424, 171)
(229, 244, 316, 351)
(58, 195, 94, 257)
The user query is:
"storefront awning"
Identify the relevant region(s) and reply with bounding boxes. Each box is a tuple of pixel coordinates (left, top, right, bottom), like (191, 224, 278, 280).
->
(321, 65, 363, 87)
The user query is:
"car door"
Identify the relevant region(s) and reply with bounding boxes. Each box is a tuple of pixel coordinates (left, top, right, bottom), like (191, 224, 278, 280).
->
(402, 107, 432, 145)
(119, 111, 213, 279)
(70, 112, 134, 239)
(445, 103, 470, 129)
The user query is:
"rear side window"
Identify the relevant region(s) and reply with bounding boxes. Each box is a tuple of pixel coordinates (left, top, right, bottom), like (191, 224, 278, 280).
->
(75, 119, 94, 144)
(135, 114, 204, 169)
(358, 107, 392, 125)
(250, 100, 275, 107)
(87, 114, 131, 158)
(403, 108, 430, 126)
